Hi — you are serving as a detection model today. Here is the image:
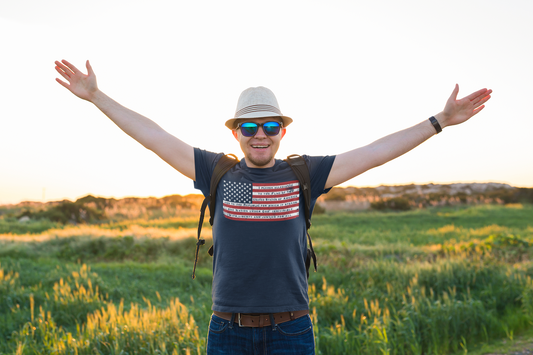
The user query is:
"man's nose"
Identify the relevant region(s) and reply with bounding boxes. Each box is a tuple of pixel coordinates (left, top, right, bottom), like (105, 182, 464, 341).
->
(254, 126, 267, 138)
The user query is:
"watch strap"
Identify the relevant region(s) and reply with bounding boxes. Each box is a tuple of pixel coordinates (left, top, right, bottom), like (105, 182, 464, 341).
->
(429, 116, 442, 134)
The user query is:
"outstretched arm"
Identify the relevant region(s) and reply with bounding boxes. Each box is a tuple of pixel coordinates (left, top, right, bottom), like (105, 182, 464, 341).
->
(55, 60, 195, 180)
(325, 85, 492, 189)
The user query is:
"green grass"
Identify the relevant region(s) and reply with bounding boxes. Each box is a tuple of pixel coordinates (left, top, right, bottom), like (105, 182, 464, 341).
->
(1, 204, 532, 354)
(312, 204, 533, 245)
(0, 218, 63, 235)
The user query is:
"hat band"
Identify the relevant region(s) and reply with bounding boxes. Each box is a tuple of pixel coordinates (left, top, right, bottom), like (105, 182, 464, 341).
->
(235, 104, 282, 118)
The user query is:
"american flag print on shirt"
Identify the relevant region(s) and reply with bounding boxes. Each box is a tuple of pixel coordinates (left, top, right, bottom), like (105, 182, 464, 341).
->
(222, 180, 300, 221)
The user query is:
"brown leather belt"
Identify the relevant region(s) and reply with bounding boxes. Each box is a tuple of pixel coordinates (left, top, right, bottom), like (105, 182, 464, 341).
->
(213, 310, 309, 328)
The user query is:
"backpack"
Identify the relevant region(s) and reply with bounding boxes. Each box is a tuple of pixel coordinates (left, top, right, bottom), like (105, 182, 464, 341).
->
(191, 154, 317, 279)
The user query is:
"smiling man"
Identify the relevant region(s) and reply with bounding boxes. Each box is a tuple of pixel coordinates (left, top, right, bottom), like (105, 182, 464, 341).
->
(55, 59, 492, 355)
(227, 87, 290, 169)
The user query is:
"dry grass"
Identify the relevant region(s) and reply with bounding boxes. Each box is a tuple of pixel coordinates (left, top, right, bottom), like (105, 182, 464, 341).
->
(0, 225, 208, 243)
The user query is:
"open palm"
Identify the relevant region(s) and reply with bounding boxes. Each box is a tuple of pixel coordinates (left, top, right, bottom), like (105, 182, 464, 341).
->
(441, 84, 492, 128)
(55, 60, 98, 101)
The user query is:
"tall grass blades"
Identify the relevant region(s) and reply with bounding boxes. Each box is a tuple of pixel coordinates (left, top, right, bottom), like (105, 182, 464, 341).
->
(308, 255, 533, 354)
(521, 276, 533, 326)
(0, 263, 19, 294)
(9, 298, 203, 354)
(44, 264, 105, 326)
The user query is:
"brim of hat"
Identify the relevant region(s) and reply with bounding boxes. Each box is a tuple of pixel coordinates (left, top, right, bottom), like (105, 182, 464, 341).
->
(225, 115, 293, 129)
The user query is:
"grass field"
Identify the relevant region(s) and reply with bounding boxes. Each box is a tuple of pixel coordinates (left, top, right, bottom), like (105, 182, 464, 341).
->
(1, 204, 532, 354)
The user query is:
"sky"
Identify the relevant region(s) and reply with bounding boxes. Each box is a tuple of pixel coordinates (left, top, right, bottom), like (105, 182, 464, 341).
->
(1, 0, 532, 205)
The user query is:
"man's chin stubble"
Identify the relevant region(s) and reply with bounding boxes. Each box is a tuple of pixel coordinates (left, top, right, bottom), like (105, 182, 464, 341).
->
(247, 154, 273, 167)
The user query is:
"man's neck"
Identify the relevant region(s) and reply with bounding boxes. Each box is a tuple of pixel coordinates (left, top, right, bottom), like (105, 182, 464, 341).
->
(244, 157, 276, 169)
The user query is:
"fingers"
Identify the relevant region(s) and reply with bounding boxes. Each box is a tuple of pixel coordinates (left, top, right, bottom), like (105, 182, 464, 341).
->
(55, 63, 72, 81)
(86, 60, 95, 77)
(451, 83, 459, 101)
(464, 93, 491, 120)
(445, 84, 459, 104)
(61, 59, 81, 75)
(55, 77, 69, 89)
(55, 60, 73, 76)
(463, 88, 490, 102)
(473, 93, 492, 108)
(471, 104, 485, 117)
(469, 91, 491, 117)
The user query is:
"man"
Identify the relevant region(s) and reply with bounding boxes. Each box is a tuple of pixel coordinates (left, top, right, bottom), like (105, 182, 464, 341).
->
(54, 59, 492, 354)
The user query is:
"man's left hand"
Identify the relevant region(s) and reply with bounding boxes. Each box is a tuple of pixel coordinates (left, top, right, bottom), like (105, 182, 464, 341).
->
(436, 84, 492, 128)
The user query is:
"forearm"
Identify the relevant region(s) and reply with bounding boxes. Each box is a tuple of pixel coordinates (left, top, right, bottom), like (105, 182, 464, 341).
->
(90, 90, 196, 179)
(90, 90, 165, 151)
(364, 115, 439, 168)
(55, 59, 196, 179)
(325, 85, 491, 189)
(325, 116, 440, 188)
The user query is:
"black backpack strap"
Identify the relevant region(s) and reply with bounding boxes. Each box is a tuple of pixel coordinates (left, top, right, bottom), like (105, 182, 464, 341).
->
(285, 155, 311, 229)
(192, 154, 239, 279)
(208, 154, 240, 226)
(192, 196, 209, 279)
(285, 154, 317, 273)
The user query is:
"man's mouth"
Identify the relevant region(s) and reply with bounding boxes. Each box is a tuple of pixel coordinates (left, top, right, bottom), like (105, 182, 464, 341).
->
(251, 144, 269, 149)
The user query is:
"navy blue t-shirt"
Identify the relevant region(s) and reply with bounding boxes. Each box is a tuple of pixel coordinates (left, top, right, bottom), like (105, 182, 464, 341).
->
(194, 148, 336, 313)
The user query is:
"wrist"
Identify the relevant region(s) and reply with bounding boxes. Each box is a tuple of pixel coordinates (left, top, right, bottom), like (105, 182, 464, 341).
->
(429, 116, 442, 134)
(89, 89, 106, 105)
(433, 112, 449, 129)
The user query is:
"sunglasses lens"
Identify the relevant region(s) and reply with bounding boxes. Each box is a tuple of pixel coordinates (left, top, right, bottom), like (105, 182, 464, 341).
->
(239, 121, 281, 137)
(263, 122, 281, 136)
(240, 123, 258, 137)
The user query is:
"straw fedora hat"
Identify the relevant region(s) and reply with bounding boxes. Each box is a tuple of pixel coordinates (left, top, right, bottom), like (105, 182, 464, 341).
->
(225, 86, 293, 129)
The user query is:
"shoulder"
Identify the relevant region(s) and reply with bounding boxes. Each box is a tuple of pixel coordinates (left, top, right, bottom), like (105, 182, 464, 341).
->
(194, 148, 225, 171)
(303, 154, 336, 171)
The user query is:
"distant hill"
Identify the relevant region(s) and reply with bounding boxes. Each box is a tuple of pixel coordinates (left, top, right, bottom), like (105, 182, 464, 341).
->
(2, 183, 532, 224)
(318, 183, 533, 211)
(0, 194, 205, 224)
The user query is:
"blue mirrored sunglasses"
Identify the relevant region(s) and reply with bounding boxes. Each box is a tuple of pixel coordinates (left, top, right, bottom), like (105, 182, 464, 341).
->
(237, 121, 282, 137)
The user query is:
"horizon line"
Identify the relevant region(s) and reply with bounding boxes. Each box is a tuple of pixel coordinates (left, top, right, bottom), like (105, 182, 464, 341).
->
(2, 181, 532, 206)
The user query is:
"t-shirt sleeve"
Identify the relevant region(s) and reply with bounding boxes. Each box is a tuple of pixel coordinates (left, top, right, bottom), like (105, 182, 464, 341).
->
(304, 155, 336, 200)
(193, 148, 224, 197)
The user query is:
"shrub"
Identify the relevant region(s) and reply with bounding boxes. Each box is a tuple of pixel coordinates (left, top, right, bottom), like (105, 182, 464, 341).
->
(17, 201, 106, 224)
(371, 197, 411, 211)
(324, 188, 347, 201)
(313, 203, 326, 215)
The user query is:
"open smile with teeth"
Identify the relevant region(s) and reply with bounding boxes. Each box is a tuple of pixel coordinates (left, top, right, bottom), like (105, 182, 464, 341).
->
(251, 144, 270, 149)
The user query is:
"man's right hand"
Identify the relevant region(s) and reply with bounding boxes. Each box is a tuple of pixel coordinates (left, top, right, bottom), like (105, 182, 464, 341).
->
(54, 59, 196, 181)
(55, 60, 98, 102)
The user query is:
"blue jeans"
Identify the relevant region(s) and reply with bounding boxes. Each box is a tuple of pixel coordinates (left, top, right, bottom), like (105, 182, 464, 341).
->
(206, 313, 315, 354)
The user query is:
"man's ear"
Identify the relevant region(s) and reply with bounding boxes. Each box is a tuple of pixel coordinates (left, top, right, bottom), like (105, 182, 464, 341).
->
(281, 128, 286, 139)
(232, 130, 239, 140)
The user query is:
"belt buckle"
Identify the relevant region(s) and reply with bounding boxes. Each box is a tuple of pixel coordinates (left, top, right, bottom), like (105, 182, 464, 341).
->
(238, 313, 255, 327)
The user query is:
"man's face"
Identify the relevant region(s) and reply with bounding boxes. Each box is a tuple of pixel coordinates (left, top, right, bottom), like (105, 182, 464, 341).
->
(232, 117, 286, 168)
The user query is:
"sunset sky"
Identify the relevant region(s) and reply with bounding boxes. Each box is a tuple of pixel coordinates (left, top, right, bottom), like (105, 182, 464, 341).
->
(1, 0, 532, 205)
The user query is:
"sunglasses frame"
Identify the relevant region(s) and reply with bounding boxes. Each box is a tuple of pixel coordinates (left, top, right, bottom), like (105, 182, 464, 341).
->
(236, 121, 283, 137)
